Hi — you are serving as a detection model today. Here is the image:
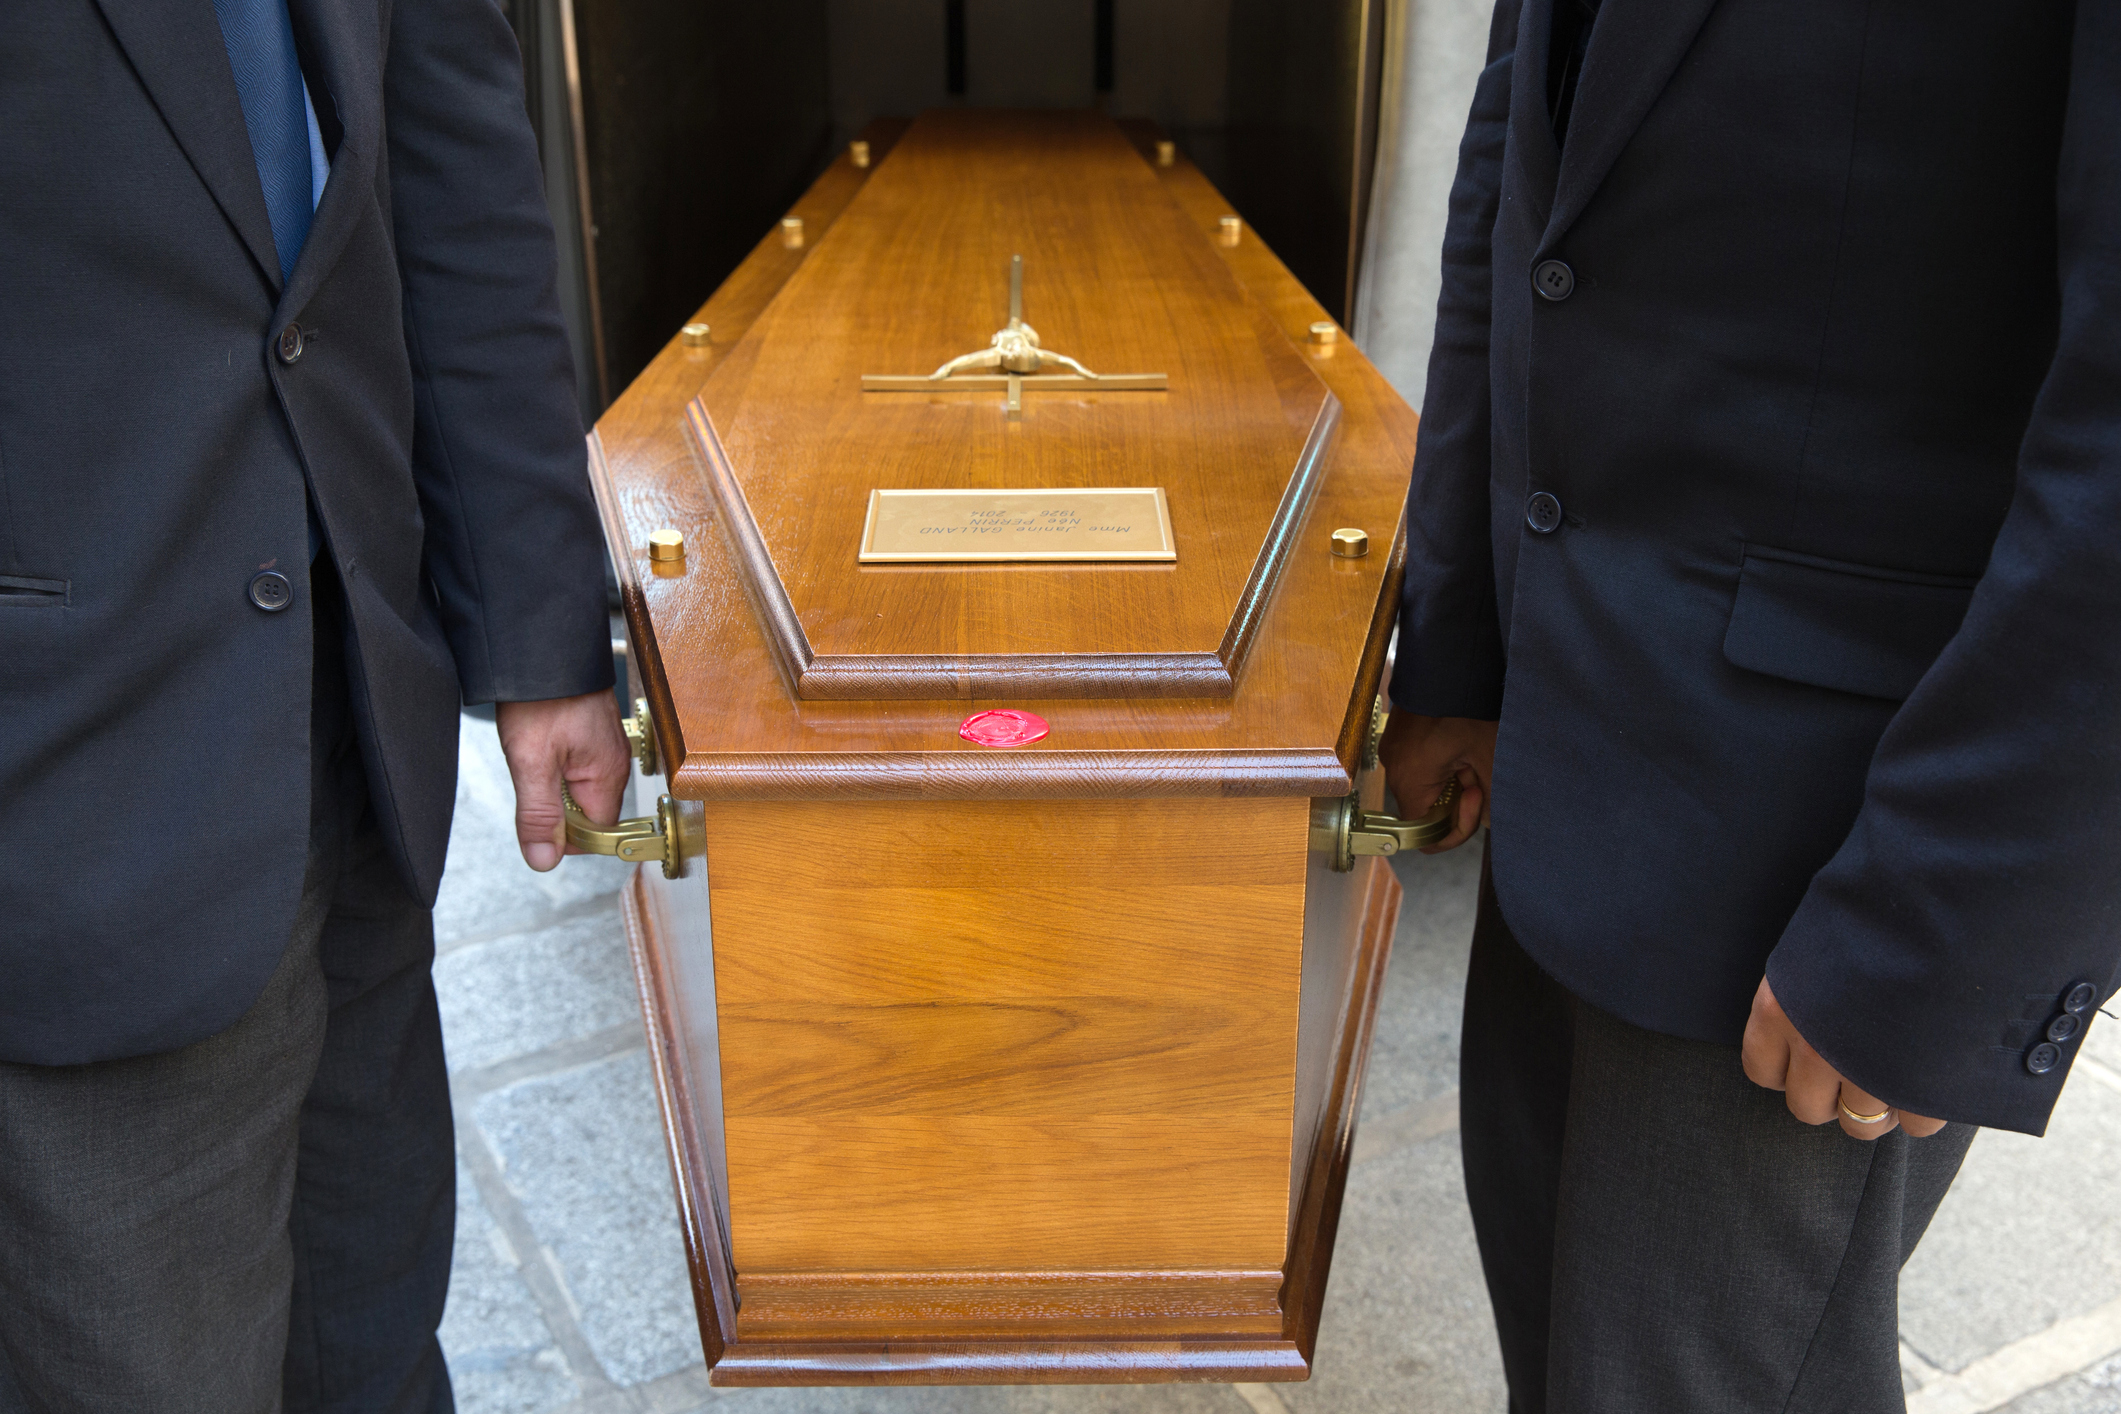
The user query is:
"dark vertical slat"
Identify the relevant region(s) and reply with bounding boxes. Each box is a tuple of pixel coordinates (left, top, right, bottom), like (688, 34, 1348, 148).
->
(1094, 0, 1114, 93)
(946, 0, 967, 95)
(1343, 0, 1389, 324)
(1222, 0, 1371, 325)
(571, 0, 832, 391)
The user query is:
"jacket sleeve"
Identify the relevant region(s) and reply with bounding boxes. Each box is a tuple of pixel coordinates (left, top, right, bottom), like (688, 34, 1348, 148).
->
(1766, 8, 2121, 1137)
(1387, 0, 1521, 720)
(382, 0, 613, 705)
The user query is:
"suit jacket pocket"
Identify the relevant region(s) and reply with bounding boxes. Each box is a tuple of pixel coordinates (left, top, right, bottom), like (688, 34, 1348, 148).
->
(0, 574, 67, 607)
(1723, 546, 1977, 701)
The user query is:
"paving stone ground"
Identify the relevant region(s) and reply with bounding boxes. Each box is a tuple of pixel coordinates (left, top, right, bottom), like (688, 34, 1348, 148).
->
(434, 715, 2121, 1414)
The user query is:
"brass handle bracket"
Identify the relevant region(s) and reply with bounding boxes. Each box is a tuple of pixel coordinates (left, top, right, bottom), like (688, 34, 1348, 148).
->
(562, 784, 683, 879)
(1311, 780, 1461, 872)
(623, 696, 661, 776)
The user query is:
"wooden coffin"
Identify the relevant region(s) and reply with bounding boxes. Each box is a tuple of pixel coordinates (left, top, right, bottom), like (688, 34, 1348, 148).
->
(586, 109, 1419, 1386)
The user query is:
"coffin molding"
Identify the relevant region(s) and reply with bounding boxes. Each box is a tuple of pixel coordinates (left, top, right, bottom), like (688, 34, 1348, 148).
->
(687, 393, 1341, 701)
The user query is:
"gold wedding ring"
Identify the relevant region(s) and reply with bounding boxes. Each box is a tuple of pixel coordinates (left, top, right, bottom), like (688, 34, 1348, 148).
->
(1839, 1100, 1892, 1125)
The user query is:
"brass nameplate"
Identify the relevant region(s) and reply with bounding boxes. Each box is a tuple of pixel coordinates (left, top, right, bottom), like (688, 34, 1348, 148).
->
(858, 488, 1176, 563)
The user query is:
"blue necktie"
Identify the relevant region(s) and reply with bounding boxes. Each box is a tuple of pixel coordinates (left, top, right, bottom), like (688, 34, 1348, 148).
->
(213, 0, 313, 283)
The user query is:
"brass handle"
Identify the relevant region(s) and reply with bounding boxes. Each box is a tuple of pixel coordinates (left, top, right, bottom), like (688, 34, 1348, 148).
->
(562, 784, 683, 879)
(623, 696, 660, 776)
(1311, 780, 1461, 872)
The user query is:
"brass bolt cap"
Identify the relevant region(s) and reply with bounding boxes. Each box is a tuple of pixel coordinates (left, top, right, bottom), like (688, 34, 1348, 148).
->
(1156, 140, 1175, 167)
(1309, 321, 1340, 344)
(647, 528, 686, 561)
(850, 140, 871, 168)
(1331, 527, 1369, 558)
(680, 322, 710, 347)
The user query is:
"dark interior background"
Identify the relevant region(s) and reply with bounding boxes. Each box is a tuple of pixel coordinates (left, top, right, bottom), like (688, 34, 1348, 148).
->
(504, 0, 1388, 424)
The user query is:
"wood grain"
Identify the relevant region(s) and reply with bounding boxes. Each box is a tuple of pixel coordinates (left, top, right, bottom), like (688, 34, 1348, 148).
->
(591, 111, 1419, 800)
(703, 796, 1305, 1275)
(732, 1269, 1283, 1341)
(707, 1339, 1310, 1385)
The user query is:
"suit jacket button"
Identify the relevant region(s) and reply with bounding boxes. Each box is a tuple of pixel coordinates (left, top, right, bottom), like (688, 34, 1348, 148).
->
(248, 570, 293, 612)
(2048, 1013, 2082, 1044)
(2026, 1042, 2062, 1076)
(1533, 259, 1576, 301)
(2065, 981, 2098, 1015)
(276, 323, 304, 364)
(1526, 491, 1564, 534)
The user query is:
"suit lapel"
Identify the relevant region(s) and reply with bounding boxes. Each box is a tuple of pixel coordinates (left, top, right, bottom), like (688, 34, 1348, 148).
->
(1508, 0, 1562, 229)
(92, 0, 283, 292)
(279, 0, 381, 316)
(1542, 0, 1721, 249)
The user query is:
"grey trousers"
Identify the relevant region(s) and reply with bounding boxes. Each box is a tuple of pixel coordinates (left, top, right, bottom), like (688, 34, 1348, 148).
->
(0, 583, 456, 1414)
(1461, 860, 1977, 1414)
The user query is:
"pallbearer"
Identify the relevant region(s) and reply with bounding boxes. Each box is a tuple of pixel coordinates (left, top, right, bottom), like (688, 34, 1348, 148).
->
(581, 110, 1432, 1386)
(1383, 4, 2121, 1410)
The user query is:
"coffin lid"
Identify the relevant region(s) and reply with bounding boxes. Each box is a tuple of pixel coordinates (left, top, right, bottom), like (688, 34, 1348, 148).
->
(687, 110, 1338, 702)
(591, 112, 1419, 801)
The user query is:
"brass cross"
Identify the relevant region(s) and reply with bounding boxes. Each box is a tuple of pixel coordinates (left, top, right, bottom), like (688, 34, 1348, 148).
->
(861, 255, 1167, 417)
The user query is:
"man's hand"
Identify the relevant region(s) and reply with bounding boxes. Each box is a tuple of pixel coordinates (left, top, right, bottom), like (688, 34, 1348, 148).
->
(494, 691, 631, 872)
(1741, 976, 1947, 1141)
(1377, 713, 1499, 853)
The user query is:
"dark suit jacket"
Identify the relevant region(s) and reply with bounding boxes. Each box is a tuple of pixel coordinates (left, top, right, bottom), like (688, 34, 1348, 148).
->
(0, 0, 611, 1065)
(1393, 0, 2120, 1134)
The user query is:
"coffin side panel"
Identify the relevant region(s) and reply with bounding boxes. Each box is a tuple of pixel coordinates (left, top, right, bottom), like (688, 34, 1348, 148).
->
(1288, 824, 1366, 1241)
(1281, 855, 1400, 1358)
(623, 857, 736, 1361)
(705, 796, 1307, 1275)
(1288, 748, 1394, 1235)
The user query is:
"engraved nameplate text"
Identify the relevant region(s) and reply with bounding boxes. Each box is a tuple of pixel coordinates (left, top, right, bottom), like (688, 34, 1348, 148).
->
(858, 488, 1176, 563)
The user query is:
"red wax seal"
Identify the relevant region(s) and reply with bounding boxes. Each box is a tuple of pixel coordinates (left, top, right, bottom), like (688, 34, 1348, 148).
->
(958, 709, 1049, 748)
